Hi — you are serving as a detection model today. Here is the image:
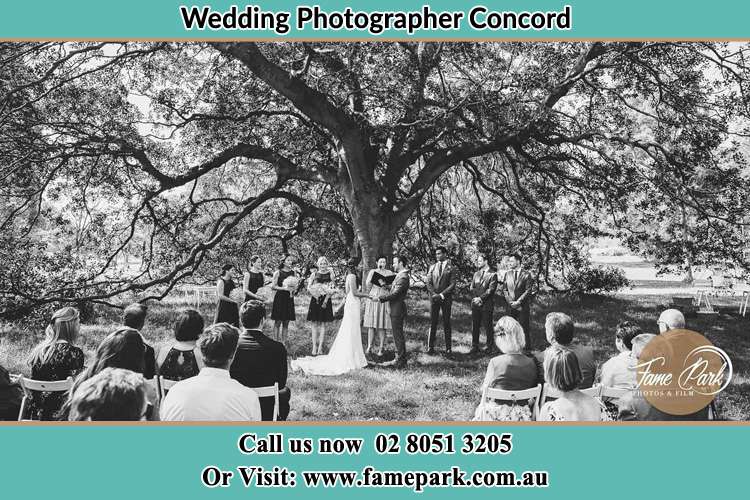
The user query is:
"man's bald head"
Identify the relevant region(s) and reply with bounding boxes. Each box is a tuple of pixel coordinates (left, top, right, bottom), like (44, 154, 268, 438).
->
(657, 309, 685, 333)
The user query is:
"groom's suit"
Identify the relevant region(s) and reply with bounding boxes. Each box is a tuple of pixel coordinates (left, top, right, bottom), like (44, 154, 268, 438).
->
(380, 269, 410, 367)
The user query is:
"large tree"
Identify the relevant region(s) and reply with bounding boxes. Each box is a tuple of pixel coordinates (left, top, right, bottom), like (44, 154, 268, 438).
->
(1, 41, 749, 311)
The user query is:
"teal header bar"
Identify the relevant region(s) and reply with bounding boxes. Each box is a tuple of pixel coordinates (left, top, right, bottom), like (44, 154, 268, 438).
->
(0, 1, 749, 39)
(0, 424, 748, 499)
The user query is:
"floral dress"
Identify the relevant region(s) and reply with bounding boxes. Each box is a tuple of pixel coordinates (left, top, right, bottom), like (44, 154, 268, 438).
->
(28, 342, 84, 420)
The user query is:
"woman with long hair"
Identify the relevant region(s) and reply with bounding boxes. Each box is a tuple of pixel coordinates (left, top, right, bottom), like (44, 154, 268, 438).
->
(62, 327, 159, 420)
(215, 263, 240, 327)
(306, 256, 336, 355)
(26, 307, 85, 420)
(270, 254, 297, 346)
(363, 255, 393, 356)
(291, 260, 369, 376)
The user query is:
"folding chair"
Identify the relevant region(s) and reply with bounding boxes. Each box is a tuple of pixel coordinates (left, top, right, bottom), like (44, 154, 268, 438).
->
(156, 375, 179, 400)
(17, 376, 74, 421)
(480, 384, 542, 421)
(599, 386, 629, 400)
(252, 383, 280, 421)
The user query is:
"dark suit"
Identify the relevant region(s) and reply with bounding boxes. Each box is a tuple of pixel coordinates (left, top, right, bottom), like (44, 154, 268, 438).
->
(470, 268, 498, 349)
(426, 260, 456, 351)
(618, 390, 709, 421)
(230, 329, 290, 421)
(381, 270, 410, 365)
(503, 268, 534, 349)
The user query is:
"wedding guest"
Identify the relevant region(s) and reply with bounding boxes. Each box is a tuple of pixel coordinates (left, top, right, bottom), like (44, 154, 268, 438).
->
(307, 256, 335, 355)
(364, 255, 393, 356)
(470, 252, 498, 355)
(0, 363, 22, 420)
(156, 308, 205, 381)
(243, 255, 266, 302)
(657, 309, 686, 333)
(502, 253, 534, 349)
(599, 321, 641, 389)
(123, 303, 157, 379)
(25, 307, 84, 420)
(215, 264, 241, 327)
(161, 323, 261, 422)
(230, 300, 291, 421)
(618, 334, 709, 421)
(538, 345, 608, 421)
(64, 327, 159, 420)
(271, 254, 297, 346)
(68, 368, 148, 421)
(537, 312, 596, 389)
(473, 316, 539, 421)
(426, 246, 456, 355)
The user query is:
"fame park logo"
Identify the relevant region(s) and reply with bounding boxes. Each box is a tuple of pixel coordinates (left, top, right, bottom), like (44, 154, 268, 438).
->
(635, 329, 733, 415)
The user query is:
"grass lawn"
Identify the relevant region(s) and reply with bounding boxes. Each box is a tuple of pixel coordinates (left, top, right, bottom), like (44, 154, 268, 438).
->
(1, 291, 748, 421)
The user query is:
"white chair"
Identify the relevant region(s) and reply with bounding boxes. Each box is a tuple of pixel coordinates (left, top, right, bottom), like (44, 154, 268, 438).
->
(17, 376, 74, 421)
(538, 384, 602, 413)
(252, 383, 280, 421)
(156, 375, 179, 401)
(600, 386, 629, 400)
(479, 384, 542, 421)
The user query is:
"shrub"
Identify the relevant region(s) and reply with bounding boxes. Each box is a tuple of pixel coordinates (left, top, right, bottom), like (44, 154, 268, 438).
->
(566, 266, 630, 295)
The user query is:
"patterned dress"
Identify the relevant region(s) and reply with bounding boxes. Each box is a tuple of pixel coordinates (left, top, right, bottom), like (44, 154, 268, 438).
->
(271, 269, 296, 321)
(158, 347, 200, 381)
(27, 342, 84, 420)
(307, 271, 335, 322)
(363, 269, 392, 329)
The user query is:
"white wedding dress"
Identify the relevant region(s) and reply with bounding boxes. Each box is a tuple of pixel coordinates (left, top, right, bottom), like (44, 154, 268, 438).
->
(291, 273, 368, 376)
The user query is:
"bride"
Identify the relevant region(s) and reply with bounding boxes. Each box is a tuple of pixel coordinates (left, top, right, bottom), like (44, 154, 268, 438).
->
(291, 261, 369, 376)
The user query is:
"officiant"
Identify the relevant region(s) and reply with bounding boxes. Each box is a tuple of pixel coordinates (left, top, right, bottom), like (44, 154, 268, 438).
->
(364, 256, 395, 356)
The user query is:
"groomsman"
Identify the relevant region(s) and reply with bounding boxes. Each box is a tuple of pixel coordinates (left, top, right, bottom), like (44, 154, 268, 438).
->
(470, 252, 498, 355)
(426, 246, 456, 354)
(502, 253, 534, 349)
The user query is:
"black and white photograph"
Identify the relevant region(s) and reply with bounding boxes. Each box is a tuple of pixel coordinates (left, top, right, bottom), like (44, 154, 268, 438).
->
(0, 41, 748, 422)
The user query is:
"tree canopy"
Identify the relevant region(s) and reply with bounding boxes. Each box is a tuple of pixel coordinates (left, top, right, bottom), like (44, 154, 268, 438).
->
(1, 41, 749, 314)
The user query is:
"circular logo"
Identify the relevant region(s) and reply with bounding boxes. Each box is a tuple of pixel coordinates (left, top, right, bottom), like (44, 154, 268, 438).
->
(636, 329, 732, 415)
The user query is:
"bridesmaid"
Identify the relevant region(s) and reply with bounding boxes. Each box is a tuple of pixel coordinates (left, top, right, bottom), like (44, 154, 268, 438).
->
(243, 255, 266, 302)
(214, 263, 240, 327)
(271, 254, 297, 346)
(307, 256, 335, 355)
(363, 256, 393, 356)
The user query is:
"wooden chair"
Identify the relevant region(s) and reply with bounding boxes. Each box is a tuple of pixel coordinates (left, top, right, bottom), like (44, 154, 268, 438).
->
(538, 384, 603, 413)
(156, 375, 179, 401)
(252, 382, 280, 422)
(17, 376, 74, 421)
(479, 384, 542, 421)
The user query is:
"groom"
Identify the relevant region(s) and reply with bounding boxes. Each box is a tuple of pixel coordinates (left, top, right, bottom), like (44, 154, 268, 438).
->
(379, 255, 410, 368)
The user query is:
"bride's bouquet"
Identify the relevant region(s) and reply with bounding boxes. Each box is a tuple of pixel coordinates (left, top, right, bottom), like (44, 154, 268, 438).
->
(282, 275, 300, 292)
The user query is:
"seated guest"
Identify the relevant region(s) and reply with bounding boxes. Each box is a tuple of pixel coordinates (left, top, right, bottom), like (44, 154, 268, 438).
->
(123, 303, 156, 379)
(0, 363, 23, 421)
(25, 307, 85, 420)
(68, 368, 148, 421)
(657, 309, 686, 334)
(231, 300, 290, 421)
(599, 321, 641, 389)
(160, 323, 261, 422)
(618, 334, 709, 421)
(472, 316, 539, 421)
(536, 312, 596, 389)
(157, 308, 205, 381)
(64, 327, 159, 420)
(538, 345, 608, 421)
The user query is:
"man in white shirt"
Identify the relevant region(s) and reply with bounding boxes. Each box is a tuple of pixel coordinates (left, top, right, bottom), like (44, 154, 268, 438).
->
(599, 321, 641, 389)
(160, 323, 261, 422)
